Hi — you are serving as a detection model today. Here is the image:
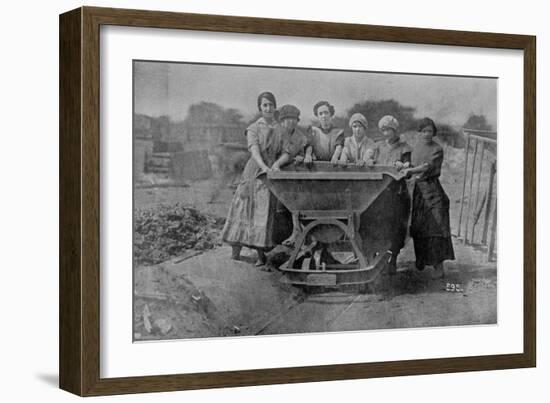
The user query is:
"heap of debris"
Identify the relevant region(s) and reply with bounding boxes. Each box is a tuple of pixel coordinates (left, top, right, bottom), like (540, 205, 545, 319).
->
(134, 203, 225, 265)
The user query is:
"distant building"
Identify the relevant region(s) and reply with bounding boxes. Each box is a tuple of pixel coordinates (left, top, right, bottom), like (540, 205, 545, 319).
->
(134, 138, 153, 179)
(134, 114, 153, 140)
(180, 123, 245, 151)
(134, 114, 247, 181)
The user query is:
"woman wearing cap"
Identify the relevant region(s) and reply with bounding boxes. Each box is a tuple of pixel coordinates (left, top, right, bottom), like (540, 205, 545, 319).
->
(304, 101, 345, 165)
(402, 117, 455, 278)
(273, 105, 309, 247)
(368, 115, 412, 273)
(273, 104, 308, 169)
(338, 113, 375, 166)
(222, 91, 289, 265)
(372, 115, 412, 168)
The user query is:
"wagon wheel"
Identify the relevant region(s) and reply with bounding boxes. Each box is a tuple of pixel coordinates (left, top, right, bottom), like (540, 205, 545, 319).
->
(286, 218, 367, 271)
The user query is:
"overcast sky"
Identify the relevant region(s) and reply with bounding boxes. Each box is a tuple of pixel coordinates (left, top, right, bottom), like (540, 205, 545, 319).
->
(134, 61, 497, 128)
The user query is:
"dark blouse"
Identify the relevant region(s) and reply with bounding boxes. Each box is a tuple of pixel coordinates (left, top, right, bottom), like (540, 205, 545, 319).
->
(284, 127, 309, 159)
(409, 138, 454, 262)
(372, 138, 412, 165)
(410, 139, 444, 180)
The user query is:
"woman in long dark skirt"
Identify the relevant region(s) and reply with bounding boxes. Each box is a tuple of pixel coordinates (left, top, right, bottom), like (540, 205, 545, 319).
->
(368, 115, 412, 274)
(402, 118, 455, 279)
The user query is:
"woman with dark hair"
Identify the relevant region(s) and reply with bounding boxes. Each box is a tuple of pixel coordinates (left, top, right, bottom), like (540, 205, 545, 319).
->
(402, 117, 455, 278)
(304, 101, 344, 165)
(296, 101, 345, 264)
(221, 91, 289, 265)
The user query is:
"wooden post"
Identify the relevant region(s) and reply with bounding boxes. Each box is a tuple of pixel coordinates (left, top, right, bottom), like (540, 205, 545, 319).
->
(457, 133, 470, 238)
(473, 187, 487, 228)
(470, 141, 485, 242)
(488, 194, 498, 262)
(482, 161, 496, 244)
(464, 138, 478, 244)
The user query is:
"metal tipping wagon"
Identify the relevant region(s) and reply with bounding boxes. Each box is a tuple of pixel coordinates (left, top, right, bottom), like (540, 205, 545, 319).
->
(265, 161, 409, 289)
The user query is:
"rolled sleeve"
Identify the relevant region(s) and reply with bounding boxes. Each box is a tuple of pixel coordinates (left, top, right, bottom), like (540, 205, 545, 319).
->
(340, 138, 352, 162)
(282, 137, 293, 156)
(334, 130, 345, 147)
(246, 126, 259, 150)
(426, 147, 443, 177)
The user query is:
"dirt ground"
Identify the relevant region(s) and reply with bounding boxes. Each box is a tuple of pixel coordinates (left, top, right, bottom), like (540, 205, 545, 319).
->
(133, 150, 497, 340)
(134, 241, 496, 340)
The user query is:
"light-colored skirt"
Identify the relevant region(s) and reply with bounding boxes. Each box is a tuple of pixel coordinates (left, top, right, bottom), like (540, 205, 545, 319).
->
(221, 158, 277, 249)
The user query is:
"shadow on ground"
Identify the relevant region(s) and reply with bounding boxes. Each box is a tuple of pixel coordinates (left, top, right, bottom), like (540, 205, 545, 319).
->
(35, 373, 58, 388)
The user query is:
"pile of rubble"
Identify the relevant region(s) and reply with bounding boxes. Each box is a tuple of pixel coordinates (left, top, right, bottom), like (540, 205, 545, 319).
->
(134, 203, 225, 265)
(134, 265, 232, 340)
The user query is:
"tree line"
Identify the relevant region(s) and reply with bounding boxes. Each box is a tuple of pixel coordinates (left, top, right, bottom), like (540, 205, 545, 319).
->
(137, 100, 494, 149)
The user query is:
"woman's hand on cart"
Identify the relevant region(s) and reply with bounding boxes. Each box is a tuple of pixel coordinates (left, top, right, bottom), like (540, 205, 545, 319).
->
(401, 167, 412, 178)
(294, 155, 304, 164)
(337, 158, 348, 167)
(394, 161, 410, 171)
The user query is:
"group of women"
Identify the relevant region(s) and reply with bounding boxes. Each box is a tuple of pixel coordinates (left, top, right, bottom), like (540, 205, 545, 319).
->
(221, 91, 455, 278)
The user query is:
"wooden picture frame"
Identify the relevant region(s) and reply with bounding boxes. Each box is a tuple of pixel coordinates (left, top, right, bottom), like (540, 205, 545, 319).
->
(59, 6, 536, 396)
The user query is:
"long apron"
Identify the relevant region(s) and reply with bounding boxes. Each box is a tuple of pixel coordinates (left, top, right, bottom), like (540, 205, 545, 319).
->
(221, 118, 284, 249)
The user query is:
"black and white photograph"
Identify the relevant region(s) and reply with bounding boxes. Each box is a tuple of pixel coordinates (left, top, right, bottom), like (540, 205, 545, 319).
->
(2, 0, 546, 399)
(132, 60, 498, 341)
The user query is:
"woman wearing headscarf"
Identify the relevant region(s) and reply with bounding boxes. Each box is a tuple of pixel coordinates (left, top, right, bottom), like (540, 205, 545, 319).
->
(372, 115, 412, 168)
(367, 115, 412, 273)
(402, 117, 455, 278)
(221, 91, 289, 265)
(338, 113, 375, 166)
